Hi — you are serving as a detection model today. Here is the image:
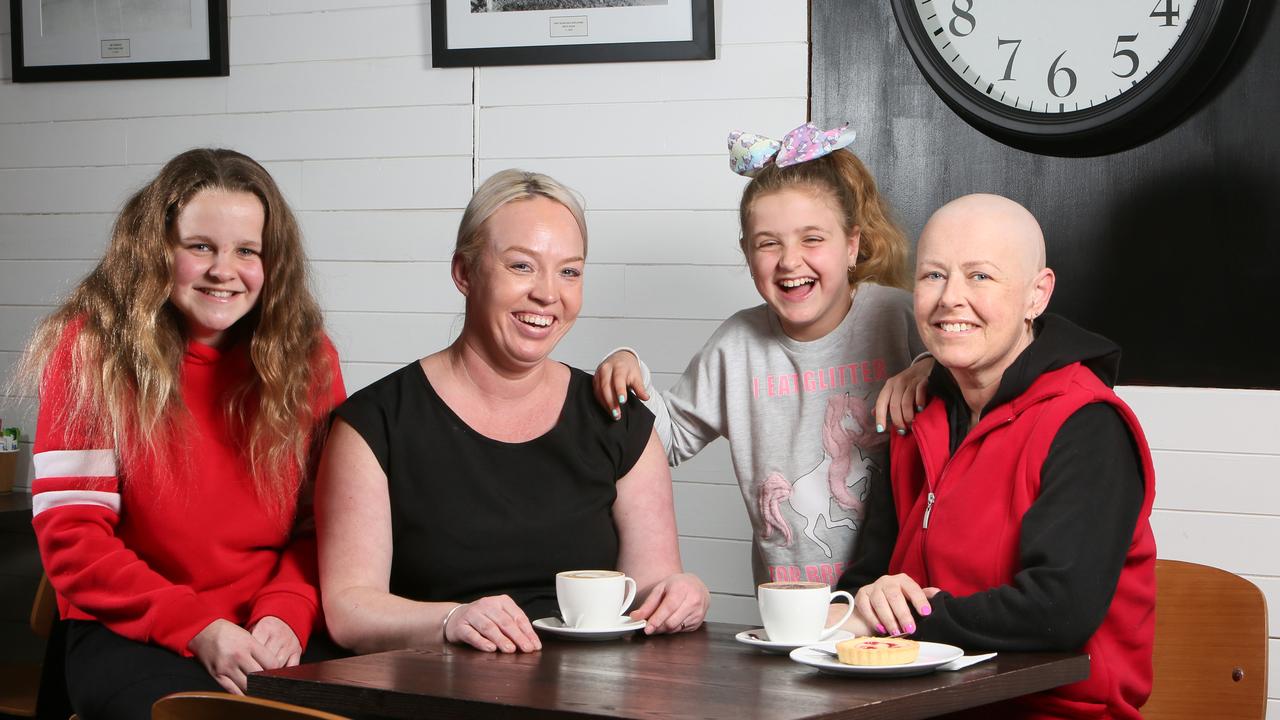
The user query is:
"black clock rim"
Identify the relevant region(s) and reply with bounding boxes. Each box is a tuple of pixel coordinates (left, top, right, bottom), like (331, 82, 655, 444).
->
(889, 0, 1251, 156)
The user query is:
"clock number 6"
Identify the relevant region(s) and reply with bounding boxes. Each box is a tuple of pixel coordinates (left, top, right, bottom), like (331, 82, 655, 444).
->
(1047, 51, 1077, 98)
(1112, 34, 1140, 78)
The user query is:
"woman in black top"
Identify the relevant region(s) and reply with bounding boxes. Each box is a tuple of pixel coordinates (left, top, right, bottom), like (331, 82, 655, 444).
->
(316, 169, 710, 654)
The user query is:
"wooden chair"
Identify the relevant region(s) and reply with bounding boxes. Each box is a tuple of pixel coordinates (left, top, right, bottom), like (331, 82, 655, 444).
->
(1143, 559, 1269, 720)
(152, 692, 350, 720)
(0, 574, 59, 718)
(29, 573, 57, 637)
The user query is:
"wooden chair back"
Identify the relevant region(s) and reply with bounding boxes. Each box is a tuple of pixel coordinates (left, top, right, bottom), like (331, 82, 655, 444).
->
(29, 574, 57, 638)
(152, 692, 350, 720)
(1144, 559, 1269, 719)
(0, 574, 58, 717)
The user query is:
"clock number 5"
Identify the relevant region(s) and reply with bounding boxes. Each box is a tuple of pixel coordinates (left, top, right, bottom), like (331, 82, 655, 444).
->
(1112, 35, 1140, 78)
(1150, 0, 1181, 27)
(1047, 51, 1077, 98)
(997, 38, 1022, 81)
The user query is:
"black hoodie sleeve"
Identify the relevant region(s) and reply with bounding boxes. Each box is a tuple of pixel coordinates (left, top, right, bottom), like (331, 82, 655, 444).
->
(910, 403, 1145, 651)
(835, 464, 898, 594)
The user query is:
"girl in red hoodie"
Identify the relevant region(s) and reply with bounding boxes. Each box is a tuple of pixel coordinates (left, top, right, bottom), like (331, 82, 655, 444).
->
(21, 149, 345, 719)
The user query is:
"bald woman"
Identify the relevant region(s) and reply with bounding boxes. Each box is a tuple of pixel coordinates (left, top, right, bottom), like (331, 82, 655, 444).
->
(836, 195, 1156, 719)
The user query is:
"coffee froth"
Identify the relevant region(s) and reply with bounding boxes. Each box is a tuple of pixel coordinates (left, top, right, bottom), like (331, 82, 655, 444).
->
(759, 581, 827, 590)
(562, 570, 623, 579)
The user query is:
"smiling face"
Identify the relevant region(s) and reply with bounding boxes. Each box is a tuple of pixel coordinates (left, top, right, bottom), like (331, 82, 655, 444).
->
(745, 188, 859, 342)
(455, 196, 585, 371)
(914, 194, 1054, 398)
(168, 188, 266, 348)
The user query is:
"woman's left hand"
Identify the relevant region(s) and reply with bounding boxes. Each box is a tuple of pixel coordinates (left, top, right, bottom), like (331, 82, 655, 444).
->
(629, 572, 710, 635)
(248, 616, 302, 669)
(854, 574, 940, 637)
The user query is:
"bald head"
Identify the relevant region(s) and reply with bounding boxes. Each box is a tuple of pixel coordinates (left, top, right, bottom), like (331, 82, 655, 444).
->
(912, 193, 1056, 391)
(919, 193, 1046, 276)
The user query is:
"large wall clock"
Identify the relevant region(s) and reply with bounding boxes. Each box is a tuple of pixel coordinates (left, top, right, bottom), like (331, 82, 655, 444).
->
(889, 0, 1251, 156)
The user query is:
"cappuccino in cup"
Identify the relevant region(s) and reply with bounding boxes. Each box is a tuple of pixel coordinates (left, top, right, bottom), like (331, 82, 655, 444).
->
(757, 581, 854, 644)
(556, 570, 637, 629)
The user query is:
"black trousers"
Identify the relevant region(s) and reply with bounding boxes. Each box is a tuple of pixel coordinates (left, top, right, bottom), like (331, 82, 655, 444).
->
(64, 620, 348, 720)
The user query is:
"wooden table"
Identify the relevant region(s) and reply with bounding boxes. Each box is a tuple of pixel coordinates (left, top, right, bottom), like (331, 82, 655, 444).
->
(249, 623, 1088, 719)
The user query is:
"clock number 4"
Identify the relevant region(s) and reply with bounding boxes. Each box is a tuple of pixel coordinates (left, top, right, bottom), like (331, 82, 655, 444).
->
(1150, 0, 1181, 27)
(1113, 35, 1140, 78)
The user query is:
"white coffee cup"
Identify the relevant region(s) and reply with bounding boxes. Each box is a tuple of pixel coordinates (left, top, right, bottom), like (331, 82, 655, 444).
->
(757, 581, 855, 644)
(556, 570, 638, 629)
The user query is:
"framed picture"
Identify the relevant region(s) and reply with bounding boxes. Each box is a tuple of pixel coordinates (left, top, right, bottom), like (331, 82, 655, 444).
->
(10, 0, 229, 83)
(431, 0, 714, 68)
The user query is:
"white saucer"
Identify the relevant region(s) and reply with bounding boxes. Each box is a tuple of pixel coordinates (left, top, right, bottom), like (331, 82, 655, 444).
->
(789, 640, 964, 677)
(734, 628, 854, 654)
(532, 616, 646, 641)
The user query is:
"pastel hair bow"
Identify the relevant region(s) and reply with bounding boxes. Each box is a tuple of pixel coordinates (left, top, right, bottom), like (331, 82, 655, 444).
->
(727, 122, 857, 177)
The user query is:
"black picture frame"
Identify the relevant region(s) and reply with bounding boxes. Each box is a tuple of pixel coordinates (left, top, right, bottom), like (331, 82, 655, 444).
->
(431, 0, 714, 68)
(10, 0, 229, 83)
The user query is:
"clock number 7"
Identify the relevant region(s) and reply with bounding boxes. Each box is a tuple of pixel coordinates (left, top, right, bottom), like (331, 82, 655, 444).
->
(1150, 0, 1180, 27)
(1112, 35, 1140, 78)
(997, 38, 1022, 81)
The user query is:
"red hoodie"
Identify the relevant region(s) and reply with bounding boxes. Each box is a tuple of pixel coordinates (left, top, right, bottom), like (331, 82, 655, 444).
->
(32, 322, 345, 656)
(890, 347, 1156, 718)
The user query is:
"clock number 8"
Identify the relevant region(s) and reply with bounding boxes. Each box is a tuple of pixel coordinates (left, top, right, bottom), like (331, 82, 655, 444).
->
(950, 0, 976, 37)
(1047, 51, 1077, 98)
(1150, 0, 1181, 27)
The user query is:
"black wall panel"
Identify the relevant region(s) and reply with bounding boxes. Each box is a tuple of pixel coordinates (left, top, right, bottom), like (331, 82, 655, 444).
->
(811, 2, 1278, 389)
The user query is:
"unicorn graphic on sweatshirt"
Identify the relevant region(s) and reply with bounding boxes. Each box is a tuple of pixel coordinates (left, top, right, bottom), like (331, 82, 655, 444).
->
(757, 393, 885, 557)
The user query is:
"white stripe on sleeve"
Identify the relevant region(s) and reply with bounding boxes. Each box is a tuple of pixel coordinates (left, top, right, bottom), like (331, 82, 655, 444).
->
(33, 449, 117, 478)
(32, 490, 122, 517)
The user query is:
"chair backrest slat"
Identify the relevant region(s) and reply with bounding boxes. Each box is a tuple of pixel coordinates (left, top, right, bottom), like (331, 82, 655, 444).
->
(151, 691, 350, 720)
(1144, 559, 1269, 720)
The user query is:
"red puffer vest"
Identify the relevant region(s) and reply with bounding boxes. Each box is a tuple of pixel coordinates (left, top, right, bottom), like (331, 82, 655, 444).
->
(889, 362, 1156, 719)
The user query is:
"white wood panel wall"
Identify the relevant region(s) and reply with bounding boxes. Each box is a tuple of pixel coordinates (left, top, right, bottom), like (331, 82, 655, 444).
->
(0, 2, 1274, 711)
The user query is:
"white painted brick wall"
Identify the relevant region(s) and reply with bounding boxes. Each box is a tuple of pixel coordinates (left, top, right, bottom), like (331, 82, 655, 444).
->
(0, 2, 1274, 711)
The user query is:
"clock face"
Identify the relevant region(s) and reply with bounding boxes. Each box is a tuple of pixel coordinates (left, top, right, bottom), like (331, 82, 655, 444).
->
(910, 0, 1198, 116)
(890, 0, 1250, 155)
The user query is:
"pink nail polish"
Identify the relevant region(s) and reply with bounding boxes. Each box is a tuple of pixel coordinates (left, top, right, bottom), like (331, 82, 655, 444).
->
(875, 623, 886, 635)
(921, 605, 932, 616)
(906, 624, 916, 634)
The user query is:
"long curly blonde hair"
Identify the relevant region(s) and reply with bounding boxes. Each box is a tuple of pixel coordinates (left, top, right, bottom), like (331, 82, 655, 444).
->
(738, 148, 910, 290)
(19, 148, 334, 516)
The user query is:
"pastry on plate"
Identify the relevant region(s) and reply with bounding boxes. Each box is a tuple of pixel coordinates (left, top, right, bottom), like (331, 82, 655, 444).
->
(835, 636, 920, 665)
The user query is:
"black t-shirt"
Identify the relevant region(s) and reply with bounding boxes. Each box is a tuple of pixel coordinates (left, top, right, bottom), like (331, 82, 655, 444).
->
(335, 361, 655, 622)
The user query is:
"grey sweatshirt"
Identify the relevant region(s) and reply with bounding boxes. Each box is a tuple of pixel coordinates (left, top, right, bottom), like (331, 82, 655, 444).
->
(630, 283, 925, 587)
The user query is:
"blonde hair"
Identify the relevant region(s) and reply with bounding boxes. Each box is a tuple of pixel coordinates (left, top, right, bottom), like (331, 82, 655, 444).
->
(455, 169, 588, 271)
(738, 148, 910, 290)
(18, 148, 334, 516)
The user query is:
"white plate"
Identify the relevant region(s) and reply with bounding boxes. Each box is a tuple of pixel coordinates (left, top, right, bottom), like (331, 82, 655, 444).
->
(532, 616, 646, 641)
(789, 640, 965, 677)
(734, 628, 854, 654)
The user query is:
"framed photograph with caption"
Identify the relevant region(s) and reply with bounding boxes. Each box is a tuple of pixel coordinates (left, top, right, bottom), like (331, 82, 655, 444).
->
(10, 0, 229, 83)
(431, 0, 714, 68)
